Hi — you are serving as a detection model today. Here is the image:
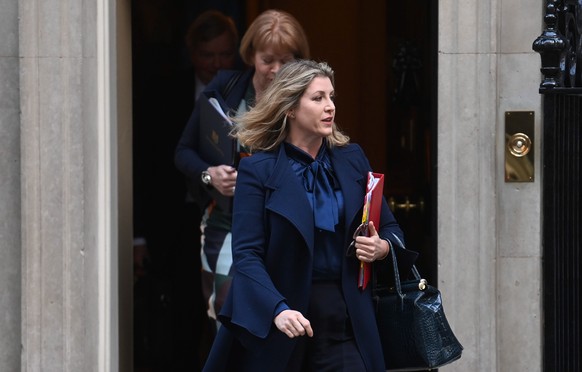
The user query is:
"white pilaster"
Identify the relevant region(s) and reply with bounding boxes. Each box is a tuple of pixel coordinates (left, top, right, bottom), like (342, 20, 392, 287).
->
(438, 1, 542, 371)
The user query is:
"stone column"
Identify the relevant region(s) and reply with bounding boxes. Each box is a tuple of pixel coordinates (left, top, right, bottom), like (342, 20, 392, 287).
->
(495, 0, 542, 370)
(0, 0, 22, 370)
(18, 0, 125, 370)
(438, 1, 542, 371)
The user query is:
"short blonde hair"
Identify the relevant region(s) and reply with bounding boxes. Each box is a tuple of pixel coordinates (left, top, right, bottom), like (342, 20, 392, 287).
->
(239, 10, 310, 66)
(233, 59, 349, 152)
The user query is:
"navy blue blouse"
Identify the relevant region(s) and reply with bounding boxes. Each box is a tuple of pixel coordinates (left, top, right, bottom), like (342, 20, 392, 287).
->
(284, 142, 345, 281)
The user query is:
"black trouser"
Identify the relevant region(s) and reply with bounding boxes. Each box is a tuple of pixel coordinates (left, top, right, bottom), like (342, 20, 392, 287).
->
(287, 280, 366, 372)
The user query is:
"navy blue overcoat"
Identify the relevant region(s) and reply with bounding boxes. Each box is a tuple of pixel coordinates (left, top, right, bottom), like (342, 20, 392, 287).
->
(203, 142, 418, 371)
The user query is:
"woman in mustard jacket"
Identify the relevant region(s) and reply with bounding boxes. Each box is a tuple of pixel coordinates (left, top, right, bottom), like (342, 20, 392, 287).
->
(203, 60, 418, 371)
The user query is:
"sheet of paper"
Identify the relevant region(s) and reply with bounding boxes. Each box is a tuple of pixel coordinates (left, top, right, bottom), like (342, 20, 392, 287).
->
(208, 97, 232, 124)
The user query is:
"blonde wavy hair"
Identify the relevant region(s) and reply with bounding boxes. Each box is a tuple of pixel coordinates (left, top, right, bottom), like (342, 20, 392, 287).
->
(239, 9, 310, 65)
(232, 59, 350, 152)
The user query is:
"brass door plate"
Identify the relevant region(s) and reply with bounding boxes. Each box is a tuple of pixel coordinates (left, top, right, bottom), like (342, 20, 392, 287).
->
(505, 111, 534, 182)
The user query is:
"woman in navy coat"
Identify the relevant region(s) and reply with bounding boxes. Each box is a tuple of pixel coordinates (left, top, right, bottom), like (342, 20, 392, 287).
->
(174, 10, 310, 333)
(203, 60, 418, 371)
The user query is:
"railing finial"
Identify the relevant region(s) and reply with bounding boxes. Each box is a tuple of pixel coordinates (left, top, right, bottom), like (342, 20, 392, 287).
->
(533, 1, 567, 90)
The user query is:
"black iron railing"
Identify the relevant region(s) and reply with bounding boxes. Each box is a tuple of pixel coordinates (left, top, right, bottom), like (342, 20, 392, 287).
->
(533, 0, 582, 91)
(533, 1, 582, 371)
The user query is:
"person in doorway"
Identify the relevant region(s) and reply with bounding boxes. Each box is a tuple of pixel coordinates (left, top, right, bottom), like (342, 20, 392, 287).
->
(174, 9, 310, 340)
(180, 9, 240, 215)
(173, 9, 240, 370)
(185, 10, 240, 103)
(202, 60, 419, 371)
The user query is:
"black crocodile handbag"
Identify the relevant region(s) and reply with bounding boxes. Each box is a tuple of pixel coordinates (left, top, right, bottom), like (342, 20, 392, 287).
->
(373, 234, 463, 371)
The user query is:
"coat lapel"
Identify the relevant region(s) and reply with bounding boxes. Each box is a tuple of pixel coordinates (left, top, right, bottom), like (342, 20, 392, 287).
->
(264, 145, 315, 253)
(329, 146, 367, 233)
(262, 144, 367, 253)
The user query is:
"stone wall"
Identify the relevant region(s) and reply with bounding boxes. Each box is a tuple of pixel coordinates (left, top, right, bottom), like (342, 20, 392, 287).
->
(438, 1, 542, 371)
(0, 0, 22, 370)
(18, 0, 103, 370)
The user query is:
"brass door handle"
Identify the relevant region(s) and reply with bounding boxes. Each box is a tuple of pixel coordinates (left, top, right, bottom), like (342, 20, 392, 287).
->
(388, 197, 424, 213)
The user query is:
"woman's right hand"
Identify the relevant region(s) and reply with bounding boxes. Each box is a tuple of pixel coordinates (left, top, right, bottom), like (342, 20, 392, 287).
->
(274, 310, 314, 338)
(207, 165, 237, 197)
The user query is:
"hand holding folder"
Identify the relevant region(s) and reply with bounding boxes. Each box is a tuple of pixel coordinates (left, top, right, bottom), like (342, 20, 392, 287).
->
(357, 172, 385, 290)
(198, 92, 237, 211)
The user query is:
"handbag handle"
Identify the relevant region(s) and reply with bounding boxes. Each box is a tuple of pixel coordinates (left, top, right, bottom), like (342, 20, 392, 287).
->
(384, 233, 426, 303)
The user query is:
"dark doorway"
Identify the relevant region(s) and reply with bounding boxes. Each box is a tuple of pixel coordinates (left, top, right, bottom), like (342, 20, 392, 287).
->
(384, 1, 438, 285)
(130, 1, 438, 370)
(261, 0, 438, 283)
(130, 1, 245, 371)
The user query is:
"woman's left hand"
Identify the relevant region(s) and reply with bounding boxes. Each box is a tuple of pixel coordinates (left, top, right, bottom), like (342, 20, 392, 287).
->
(354, 221, 389, 262)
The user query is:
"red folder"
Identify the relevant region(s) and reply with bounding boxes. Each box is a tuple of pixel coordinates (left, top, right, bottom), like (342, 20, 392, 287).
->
(358, 172, 385, 290)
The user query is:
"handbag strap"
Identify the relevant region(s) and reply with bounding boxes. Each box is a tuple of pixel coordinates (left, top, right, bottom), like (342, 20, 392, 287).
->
(389, 234, 405, 302)
(411, 265, 421, 280)
(221, 70, 244, 100)
(388, 233, 423, 300)
(390, 233, 421, 277)
(372, 232, 425, 303)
